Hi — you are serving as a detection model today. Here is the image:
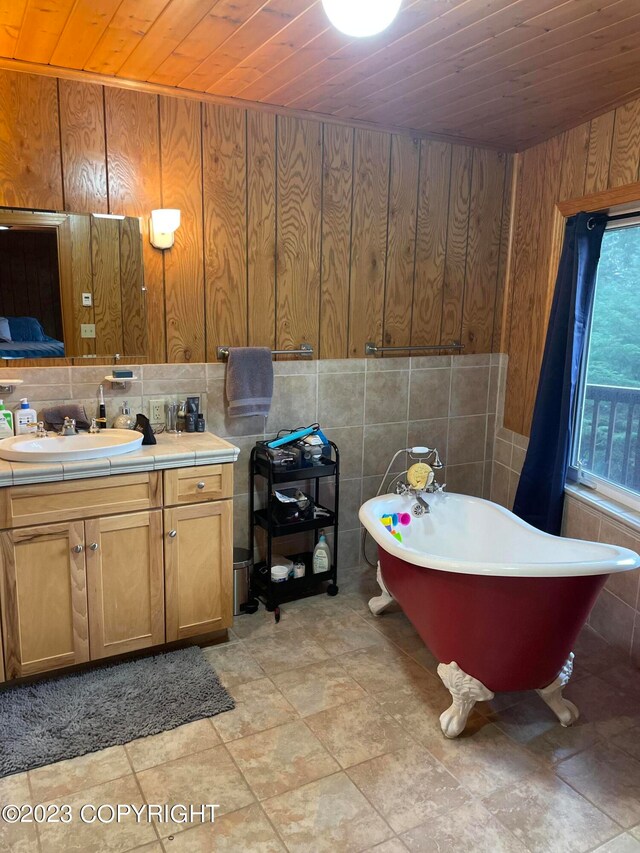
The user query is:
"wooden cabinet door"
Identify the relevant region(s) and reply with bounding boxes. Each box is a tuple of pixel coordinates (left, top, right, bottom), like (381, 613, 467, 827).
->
(86, 511, 165, 659)
(164, 501, 233, 641)
(0, 523, 89, 679)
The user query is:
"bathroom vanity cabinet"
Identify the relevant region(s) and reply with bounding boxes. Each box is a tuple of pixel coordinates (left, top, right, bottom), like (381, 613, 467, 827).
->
(0, 437, 237, 682)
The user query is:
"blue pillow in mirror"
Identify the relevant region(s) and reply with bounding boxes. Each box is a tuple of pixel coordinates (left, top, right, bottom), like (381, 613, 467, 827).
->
(0, 317, 11, 342)
(7, 317, 47, 342)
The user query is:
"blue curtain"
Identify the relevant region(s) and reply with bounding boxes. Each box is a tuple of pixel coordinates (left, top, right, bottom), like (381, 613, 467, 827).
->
(513, 211, 607, 534)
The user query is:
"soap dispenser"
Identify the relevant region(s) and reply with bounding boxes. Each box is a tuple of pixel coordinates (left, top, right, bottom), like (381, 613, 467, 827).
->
(112, 401, 136, 430)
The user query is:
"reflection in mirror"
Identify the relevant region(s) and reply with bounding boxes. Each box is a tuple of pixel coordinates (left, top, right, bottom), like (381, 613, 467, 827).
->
(0, 209, 146, 364)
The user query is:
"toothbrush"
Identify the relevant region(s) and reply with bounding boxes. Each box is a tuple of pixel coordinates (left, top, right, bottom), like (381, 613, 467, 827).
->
(98, 384, 106, 429)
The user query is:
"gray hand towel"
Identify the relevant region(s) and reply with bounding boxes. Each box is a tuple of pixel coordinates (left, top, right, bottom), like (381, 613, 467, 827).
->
(42, 404, 91, 431)
(226, 347, 274, 418)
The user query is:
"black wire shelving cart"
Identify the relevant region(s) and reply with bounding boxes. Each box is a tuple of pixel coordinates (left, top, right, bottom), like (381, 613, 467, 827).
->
(248, 440, 340, 623)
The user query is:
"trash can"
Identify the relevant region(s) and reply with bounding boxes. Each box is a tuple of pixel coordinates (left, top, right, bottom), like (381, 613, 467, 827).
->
(233, 547, 256, 616)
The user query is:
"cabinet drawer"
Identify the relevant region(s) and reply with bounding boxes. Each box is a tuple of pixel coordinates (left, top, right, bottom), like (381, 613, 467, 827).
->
(163, 464, 232, 505)
(0, 472, 162, 529)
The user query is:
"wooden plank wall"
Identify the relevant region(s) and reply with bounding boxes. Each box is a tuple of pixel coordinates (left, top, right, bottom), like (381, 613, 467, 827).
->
(503, 94, 640, 436)
(0, 68, 512, 365)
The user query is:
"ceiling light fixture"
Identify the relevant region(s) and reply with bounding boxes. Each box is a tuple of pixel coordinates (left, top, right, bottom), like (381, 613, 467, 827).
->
(321, 0, 402, 37)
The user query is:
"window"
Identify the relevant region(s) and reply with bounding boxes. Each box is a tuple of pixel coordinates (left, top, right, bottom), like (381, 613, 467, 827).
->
(571, 215, 640, 507)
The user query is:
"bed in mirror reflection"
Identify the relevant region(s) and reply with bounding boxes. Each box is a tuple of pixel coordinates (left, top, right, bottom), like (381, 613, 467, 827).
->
(0, 209, 147, 366)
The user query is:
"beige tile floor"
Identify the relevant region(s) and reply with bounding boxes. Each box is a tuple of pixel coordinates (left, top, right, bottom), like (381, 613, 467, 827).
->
(3, 563, 640, 853)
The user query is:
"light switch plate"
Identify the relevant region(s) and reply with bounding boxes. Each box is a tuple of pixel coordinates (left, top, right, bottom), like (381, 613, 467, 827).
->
(149, 399, 164, 424)
(81, 323, 96, 338)
(81, 292, 92, 307)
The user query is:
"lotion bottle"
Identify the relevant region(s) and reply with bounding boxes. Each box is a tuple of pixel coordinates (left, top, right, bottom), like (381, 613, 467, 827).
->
(312, 530, 331, 574)
(0, 400, 14, 436)
(15, 398, 37, 435)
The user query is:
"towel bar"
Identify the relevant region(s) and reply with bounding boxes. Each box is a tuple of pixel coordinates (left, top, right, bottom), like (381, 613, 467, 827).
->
(364, 341, 464, 355)
(217, 343, 313, 360)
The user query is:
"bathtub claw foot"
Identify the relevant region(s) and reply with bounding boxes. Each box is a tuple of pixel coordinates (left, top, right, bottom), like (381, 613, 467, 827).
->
(437, 661, 494, 738)
(536, 653, 579, 727)
(368, 562, 395, 616)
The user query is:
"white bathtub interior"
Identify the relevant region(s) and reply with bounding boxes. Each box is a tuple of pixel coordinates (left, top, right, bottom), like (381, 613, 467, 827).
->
(360, 492, 639, 576)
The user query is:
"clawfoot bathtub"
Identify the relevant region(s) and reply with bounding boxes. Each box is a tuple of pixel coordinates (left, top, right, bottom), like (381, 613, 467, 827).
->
(360, 492, 640, 738)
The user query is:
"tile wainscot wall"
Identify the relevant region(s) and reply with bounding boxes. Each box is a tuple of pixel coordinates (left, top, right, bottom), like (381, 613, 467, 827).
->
(5, 352, 638, 664)
(563, 492, 640, 668)
(1, 353, 503, 570)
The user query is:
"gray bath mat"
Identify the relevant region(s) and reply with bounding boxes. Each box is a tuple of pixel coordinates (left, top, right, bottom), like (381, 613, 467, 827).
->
(0, 646, 234, 778)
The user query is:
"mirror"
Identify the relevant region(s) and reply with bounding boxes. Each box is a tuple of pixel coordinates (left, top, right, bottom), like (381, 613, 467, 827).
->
(0, 209, 146, 364)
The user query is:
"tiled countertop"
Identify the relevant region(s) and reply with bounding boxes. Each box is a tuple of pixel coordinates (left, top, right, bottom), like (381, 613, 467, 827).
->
(0, 431, 240, 486)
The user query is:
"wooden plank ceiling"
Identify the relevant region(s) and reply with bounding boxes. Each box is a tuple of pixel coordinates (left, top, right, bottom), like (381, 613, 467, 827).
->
(2, 0, 640, 150)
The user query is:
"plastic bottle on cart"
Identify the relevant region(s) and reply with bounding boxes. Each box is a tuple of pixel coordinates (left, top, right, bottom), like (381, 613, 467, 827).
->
(312, 530, 331, 574)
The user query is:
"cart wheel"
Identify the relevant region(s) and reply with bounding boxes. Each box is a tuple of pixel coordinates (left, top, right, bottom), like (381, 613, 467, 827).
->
(241, 598, 259, 615)
(274, 606, 281, 623)
(327, 583, 339, 597)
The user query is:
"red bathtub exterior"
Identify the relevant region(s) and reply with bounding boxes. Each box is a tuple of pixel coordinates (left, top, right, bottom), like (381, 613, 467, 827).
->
(379, 547, 608, 692)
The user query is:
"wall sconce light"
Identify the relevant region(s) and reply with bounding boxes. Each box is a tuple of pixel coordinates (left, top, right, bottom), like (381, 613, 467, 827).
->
(149, 208, 181, 249)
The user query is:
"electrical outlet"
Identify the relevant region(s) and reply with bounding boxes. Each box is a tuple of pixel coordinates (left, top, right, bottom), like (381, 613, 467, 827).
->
(149, 399, 164, 424)
(80, 323, 96, 338)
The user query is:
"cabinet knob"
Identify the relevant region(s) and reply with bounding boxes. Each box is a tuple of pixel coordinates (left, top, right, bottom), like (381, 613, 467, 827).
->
(89, 543, 99, 551)
(197, 481, 206, 490)
(168, 529, 177, 538)
(72, 544, 84, 553)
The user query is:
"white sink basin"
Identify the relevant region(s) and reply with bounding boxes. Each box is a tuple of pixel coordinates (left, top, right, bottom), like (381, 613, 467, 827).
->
(0, 430, 143, 463)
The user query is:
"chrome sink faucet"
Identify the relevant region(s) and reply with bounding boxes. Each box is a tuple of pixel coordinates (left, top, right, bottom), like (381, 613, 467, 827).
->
(59, 416, 78, 436)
